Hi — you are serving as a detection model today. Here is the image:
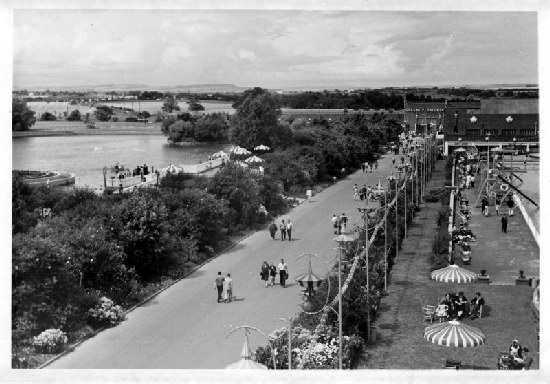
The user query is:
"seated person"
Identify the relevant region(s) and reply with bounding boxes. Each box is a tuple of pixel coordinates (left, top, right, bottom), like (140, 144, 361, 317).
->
(519, 348, 533, 370)
(435, 299, 449, 323)
(454, 292, 468, 320)
(509, 339, 523, 362)
(442, 293, 454, 319)
(469, 292, 485, 319)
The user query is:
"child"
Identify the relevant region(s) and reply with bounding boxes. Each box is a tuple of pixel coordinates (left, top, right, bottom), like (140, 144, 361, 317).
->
(436, 299, 449, 323)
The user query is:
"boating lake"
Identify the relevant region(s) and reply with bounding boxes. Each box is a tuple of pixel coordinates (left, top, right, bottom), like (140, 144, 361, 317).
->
(12, 135, 229, 190)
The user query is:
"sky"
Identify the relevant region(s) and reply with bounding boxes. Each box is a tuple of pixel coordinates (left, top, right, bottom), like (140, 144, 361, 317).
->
(12, 9, 539, 89)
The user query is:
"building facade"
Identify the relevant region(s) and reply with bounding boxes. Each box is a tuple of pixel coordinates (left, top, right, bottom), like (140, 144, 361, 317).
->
(443, 99, 539, 155)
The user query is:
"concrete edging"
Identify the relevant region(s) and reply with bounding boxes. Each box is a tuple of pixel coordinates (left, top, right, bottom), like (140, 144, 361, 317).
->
(512, 194, 539, 246)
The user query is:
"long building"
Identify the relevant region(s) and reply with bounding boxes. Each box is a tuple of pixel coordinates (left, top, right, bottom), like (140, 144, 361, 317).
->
(442, 98, 538, 155)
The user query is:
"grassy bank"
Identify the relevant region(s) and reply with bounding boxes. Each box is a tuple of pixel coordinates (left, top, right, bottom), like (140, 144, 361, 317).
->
(12, 121, 163, 137)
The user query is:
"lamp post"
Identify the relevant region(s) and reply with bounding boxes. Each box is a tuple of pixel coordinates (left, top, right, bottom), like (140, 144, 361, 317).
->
(279, 317, 292, 370)
(358, 206, 372, 342)
(333, 234, 355, 369)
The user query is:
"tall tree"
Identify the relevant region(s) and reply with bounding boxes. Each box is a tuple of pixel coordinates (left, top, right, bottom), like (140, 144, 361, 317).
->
(162, 94, 181, 113)
(229, 87, 280, 149)
(12, 99, 36, 131)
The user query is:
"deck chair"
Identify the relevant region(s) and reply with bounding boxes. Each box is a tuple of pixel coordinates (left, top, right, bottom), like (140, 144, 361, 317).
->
(422, 301, 436, 323)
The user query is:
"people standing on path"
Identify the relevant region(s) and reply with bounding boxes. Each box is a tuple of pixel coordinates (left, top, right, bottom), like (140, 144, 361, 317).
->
(280, 220, 287, 241)
(223, 273, 233, 303)
(507, 196, 515, 216)
(392, 156, 396, 166)
(361, 163, 366, 173)
(332, 214, 338, 234)
(340, 213, 348, 232)
(481, 196, 488, 215)
(268, 221, 278, 239)
(360, 185, 367, 201)
(375, 161, 379, 170)
(495, 196, 501, 216)
(336, 215, 342, 235)
(369, 163, 373, 172)
(286, 220, 293, 241)
(501, 215, 508, 233)
(353, 184, 359, 201)
(269, 262, 277, 286)
(261, 261, 270, 287)
(215, 272, 224, 303)
(277, 259, 288, 288)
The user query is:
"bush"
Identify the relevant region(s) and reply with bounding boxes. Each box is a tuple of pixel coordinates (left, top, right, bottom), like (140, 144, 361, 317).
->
(87, 297, 125, 328)
(32, 329, 67, 354)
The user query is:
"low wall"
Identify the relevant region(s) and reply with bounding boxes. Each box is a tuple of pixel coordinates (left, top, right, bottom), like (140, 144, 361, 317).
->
(513, 194, 539, 246)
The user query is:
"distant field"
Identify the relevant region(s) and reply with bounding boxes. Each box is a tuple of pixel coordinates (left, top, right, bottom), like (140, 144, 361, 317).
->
(27, 100, 235, 116)
(12, 120, 163, 137)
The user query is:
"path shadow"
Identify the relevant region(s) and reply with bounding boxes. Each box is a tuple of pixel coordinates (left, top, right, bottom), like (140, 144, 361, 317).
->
(185, 270, 206, 279)
(460, 364, 492, 370)
(141, 298, 159, 307)
(230, 297, 245, 302)
(224, 243, 245, 254)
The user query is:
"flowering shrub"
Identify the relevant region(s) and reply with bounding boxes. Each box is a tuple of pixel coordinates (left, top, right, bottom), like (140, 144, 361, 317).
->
(33, 329, 67, 354)
(87, 296, 125, 328)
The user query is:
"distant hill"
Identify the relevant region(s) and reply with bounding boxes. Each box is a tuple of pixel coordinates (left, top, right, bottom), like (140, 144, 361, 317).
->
(169, 84, 246, 93)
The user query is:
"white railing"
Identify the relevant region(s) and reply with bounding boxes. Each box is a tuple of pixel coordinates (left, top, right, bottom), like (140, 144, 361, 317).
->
(180, 156, 229, 174)
(513, 194, 539, 247)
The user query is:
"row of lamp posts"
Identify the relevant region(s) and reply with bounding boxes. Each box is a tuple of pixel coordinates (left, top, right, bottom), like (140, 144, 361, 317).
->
(225, 133, 436, 370)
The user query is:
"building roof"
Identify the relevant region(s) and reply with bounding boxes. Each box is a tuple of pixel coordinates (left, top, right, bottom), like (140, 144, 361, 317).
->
(446, 100, 481, 109)
(479, 99, 538, 114)
(405, 102, 446, 110)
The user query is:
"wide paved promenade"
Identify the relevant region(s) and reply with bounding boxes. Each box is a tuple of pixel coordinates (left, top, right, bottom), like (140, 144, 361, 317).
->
(48, 156, 392, 368)
(458, 175, 539, 283)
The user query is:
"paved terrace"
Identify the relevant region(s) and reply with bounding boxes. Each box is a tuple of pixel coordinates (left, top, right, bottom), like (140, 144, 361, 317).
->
(360, 161, 539, 370)
(459, 172, 539, 284)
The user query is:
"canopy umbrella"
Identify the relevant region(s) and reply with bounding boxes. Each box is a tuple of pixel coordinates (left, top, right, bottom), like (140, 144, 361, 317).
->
(244, 155, 264, 164)
(225, 333, 267, 370)
(333, 233, 356, 243)
(161, 164, 183, 174)
(295, 260, 324, 288)
(254, 144, 271, 151)
(211, 150, 228, 158)
(454, 147, 467, 153)
(431, 264, 477, 284)
(424, 320, 486, 348)
(236, 148, 252, 155)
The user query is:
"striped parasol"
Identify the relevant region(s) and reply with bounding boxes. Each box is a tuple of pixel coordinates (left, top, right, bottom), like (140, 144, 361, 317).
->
(431, 264, 477, 284)
(424, 320, 486, 348)
(244, 155, 264, 164)
(211, 150, 229, 158)
(295, 260, 324, 288)
(254, 144, 271, 151)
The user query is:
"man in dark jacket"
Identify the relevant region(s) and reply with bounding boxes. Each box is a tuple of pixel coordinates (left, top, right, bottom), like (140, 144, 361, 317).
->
(501, 215, 508, 233)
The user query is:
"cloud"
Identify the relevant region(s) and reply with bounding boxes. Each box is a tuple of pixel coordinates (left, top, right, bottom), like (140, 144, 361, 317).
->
(238, 49, 257, 61)
(12, 9, 538, 88)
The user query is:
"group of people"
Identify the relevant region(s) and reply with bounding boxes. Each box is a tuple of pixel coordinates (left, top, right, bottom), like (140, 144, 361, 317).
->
(435, 291, 485, 322)
(361, 161, 378, 173)
(507, 339, 533, 370)
(260, 259, 289, 288)
(268, 220, 294, 241)
(331, 213, 348, 235)
(214, 272, 233, 303)
(353, 184, 375, 202)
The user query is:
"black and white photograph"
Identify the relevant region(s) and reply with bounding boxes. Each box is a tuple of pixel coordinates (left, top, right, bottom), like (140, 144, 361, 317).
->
(2, 0, 547, 381)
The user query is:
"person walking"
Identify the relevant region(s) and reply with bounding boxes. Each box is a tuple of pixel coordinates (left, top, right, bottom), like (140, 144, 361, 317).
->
(375, 161, 379, 170)
(268, 221, 278, 239)
(353, 184, 359, 201)
(277, 259, 289, 288)
(223, 273, 233, 303)
(507, 196, 515, 216)
(280, 220, 287, 241)
(215, 272, 224, 303)
(332, 214, 338, 234)
(336, 215, 342, 235)
(495, 196, 501, 216)
(286, 220, 293, 241)
(340, 213, 348, 232)
(261, 261, 270, 287)
(269, 262, 277, 286)
(361, 163, 365, 173)
(481, 196, 488, 214)
(501, 215, 508, 233)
